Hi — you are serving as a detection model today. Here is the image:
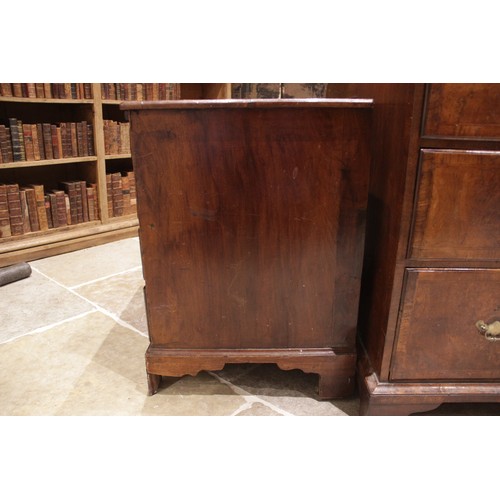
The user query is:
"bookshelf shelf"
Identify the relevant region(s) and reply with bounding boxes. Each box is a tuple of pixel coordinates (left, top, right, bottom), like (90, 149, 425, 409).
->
(0, 156, 98, 169)
(0, 97, 94, 105)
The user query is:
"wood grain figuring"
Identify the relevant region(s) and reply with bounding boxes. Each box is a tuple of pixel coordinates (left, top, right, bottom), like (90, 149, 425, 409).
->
(127, 100, 372, 397)
(328, 84, 421, 377)
(411, 150, 500, 260)
(391, 269, 500, 381)
(335, 83, 500, 415)
(423, 83, 500, 139)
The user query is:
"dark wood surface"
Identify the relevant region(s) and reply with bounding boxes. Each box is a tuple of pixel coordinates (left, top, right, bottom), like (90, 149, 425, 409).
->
(423, 83, 500, 139)
(332, 84, 500, 415)
(328, 84, 422, 378)
(410, 150, 500, 260)
(126, 100, 372, 399)
(392, 268, 500, 380)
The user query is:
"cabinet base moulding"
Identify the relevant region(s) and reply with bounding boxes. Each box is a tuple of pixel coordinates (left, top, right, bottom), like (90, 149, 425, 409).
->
(359, 371, 500, 416)
(146, 347, 356, 400)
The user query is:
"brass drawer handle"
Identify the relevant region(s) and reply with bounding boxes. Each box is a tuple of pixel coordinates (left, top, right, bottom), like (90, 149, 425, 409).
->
(476, 320, 500, 342)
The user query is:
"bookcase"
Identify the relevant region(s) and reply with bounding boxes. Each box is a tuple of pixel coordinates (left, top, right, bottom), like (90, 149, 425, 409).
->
(0, 83, 222, 267)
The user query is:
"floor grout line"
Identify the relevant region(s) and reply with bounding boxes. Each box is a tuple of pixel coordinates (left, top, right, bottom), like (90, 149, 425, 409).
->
(69, 265, 143, 290)
(30, 266, 149, 338)
(208, 371, 294, 416)
(0, 309, 97, 345)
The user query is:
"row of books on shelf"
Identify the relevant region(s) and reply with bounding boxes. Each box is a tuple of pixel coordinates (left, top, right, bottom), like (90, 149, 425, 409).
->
(0, 171, 137, 238)
(0, 119, 94, 163)
(0, 83, 93, 100)
(106, 172, 137, 217)
(103, 120, 130, 155)
(0, 181, 99, 238)
(100, 83, 181, 101)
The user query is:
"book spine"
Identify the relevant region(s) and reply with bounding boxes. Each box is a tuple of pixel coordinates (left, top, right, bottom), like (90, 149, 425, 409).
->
(61, 122, 72, 158)
(76, 122, 84, 156)
(128, 171, 137, 214)
(44, 194, 53, 228)
(119, 122, 130, 154)
(12, 83, 23, 97)
(0, 125, 14, 163)
(19, 189, 32, 233)
(64, 193, 71, 224)
(136, 84, 143, 100)
(36, 123, 45, 160)
(42, 123, 53, 160)
(43, 83, 52, 98)
(22, 123, 35, 161)
(31, 124, 41, 161)
(7, 183, 24, 235)
(89, 182, 100, 220)
(80, 180, 89, 222)
(112, 121, 119, 155)
(111, 172, 123, 217)
(106, 173, 113, 217)
(55, 190, 68, 226)
(121, 172, 131, 215)
(17, 120, 26, 160)
(60, 182, 78, 224)
(9, 118, 24, 161)
(84, 83, 92, 99)
(35, 83, 45, 98)
(87, 124, 95, 156)
(51, 124, 60, 159)
(22, 187, 40, 231)
(56, 125, 63, 159)
(30, 184, 49, 231)
(0, 184, 12, 238)
(70, 123, 78, 157)
(86, 186, 95, 221)
(0, 83, 13, 97)
(26, 83, 37, 98)
(81, 121, 88, 156)
(74, 181, 83, 223)
(48, 192, 59, 228)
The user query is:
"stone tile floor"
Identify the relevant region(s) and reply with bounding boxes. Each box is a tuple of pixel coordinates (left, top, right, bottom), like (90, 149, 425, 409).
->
(1, 236, 498, 416)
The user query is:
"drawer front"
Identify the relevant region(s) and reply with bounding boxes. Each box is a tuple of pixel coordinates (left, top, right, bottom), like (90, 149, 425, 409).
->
(423, 83, 500, 139)
(410, 150, 500, 260)
(391, 268, 500, 381)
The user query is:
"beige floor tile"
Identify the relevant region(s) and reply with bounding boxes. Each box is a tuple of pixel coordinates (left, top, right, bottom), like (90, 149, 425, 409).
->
(215, 363, 320, 399)
(31, 237, 142, 288)
(0, 307, 247, 416)
(0, 311, 117, 415)
(256, 396, 348, 416)
(0, 269, 94, 344)
(214, 363, 357, 415)
(140, 372, 246, 416)
(235, 402, 283, 416)
(141, 394, 246, 416)
(75, 268, 147, 334)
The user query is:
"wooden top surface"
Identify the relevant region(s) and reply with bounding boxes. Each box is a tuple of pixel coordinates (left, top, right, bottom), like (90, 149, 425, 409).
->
(120, 98, 373, 111)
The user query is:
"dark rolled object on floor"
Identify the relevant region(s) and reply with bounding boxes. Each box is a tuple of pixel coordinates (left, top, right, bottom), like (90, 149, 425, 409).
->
(0, 262, 32, 286)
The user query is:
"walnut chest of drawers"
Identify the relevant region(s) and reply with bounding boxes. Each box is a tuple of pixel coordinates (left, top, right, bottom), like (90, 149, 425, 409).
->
(329, 84, 500, 415)
(122, 99, 372, 398)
